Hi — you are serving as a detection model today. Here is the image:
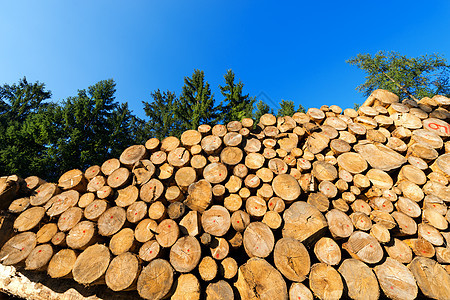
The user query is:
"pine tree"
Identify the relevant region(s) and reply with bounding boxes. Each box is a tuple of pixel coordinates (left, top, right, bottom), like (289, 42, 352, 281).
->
(253, 100, 273, 124)
(219, 69, 255, 123)
(56, 79, 141, 172)
(175, 69, 220, 130)
(0, 77, 61, 180)
(297, 104, 306, 113)
(277, 99, 296, 117)
(143, 90, 182, 139)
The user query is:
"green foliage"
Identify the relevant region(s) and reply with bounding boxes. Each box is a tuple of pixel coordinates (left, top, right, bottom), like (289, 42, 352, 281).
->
(297, 104, 306, 113)
(143, 90, 182, 139)
(353, 103, 361, 111)
(277, 99, 295, 117)
(56, 79, 143, 172)
(0, 78, 60, 180)
(253, 100, 273, 124)
(219, 69, 255, 123)
(175, 69, 220, 130)
(347, 51, 450, 100)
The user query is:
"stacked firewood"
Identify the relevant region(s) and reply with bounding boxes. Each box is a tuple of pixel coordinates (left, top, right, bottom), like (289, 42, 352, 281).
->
(1, 89, 450, 300)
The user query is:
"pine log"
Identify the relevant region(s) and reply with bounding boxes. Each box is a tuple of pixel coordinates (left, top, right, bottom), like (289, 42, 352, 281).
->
(169, 235, 201, 272)
(24, 243, 53, 271)
(205, 281, 233, 300)
(325, 209, 353, 239)
(313, 237, 341, 266)
(137, 258, 174, 300)
(72, 243, 110, 285)
(115, 185, 139, 207)
(0, 232, 36, 266)
(45, 190, 79, 217)
(29, 182, 59, 206)
(210, 237, 229, 260)
(47, 249, 77, 278)
(220, 257, 238, 279)
(140, 178, 164, 203)
(179, 211, 200, 236)
(171, 274, 200, 300)
(343, 231, 383, 264)
(97, 206, 126, 236)
(58, 169, 87, 192)
(309, 263, 343, 300)
(134, 218, 157, 243)
(36, 223, 58, 244)
(338, 259, 379, 300)
(148, 201, 167, 221)
(198, 256, 218, 281)
(8, 197, 30, 214)
(127, 200, 147, 223)
(78, 192, 95, 208)
(201, 205, 231, 237)
(13, 206, 45, 232)
(354, 143, 407, 171)
(243, 222, 274, 258)
(139, 239, 160, 262)
(57, 207, 83, 232)
(109, 228, 136, 255)
(155, 219, 179, 248)
(283, 201, 327, 243)
(105, 252, 140, 291)
(66, 220, 97, 250)
(84, 199, 108, 221)
(273, 237, 310, 282)
(235, 257, 288, 300)
(184, 179, 212, 213)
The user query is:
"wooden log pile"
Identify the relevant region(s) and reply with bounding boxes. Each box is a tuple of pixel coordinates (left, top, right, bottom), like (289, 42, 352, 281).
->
(1, 89, 450, 299)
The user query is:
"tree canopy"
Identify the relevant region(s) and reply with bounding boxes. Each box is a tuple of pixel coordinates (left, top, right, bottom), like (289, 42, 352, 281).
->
(347, 51, 450, 100)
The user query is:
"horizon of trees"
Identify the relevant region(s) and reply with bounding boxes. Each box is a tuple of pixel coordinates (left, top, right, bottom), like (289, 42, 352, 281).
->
(1, 52, 449, 181)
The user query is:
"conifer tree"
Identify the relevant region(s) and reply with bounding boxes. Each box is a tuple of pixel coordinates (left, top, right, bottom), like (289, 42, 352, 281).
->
(253, 100, 273, 124)
(219, 69, 255, 123)
(175, 69, 220, 130)
(143, 90, 182, 139)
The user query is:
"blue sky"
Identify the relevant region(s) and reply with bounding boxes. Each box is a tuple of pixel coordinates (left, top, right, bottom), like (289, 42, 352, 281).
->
(1, 1, 449, 119)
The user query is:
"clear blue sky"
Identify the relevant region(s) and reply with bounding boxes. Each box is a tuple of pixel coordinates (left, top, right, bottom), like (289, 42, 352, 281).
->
(1, 1, 449, 119)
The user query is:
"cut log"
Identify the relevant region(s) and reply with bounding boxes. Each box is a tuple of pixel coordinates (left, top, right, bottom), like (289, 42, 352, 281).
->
(342, 231, 383, 264)
(29, 182, 59, 206)
(283, 201, 327, 243)
(338, 259, 379, 300)
(325, 209, 353, 239)
(354, 143, 407, 171)
(234, 257, 288, 300)
(109, 228, 136, 256)
(127, 200, 148, 223)
(8, 197, 30, 214)
(47, 249, 77, 278)
(36, 223, 58, 244)
(140, 179, 164, 203)
(337, 152, 368, 174)
(206, 280, 234, 300)
(97, 206, 126, 236)
(198, 256, 218, 281)
(0, 232, 36, 266)
(148, 201, 167, 221)
(137, 258, 174, 300)
(66, 220, 97, 250)
(309, 263, 343, 300)
(105, 252, 140, 291)
(171, 274, 200, 300)
(57, 207, 83, 232)
(314, 237, 341, 266)
(84, 199, 108, 221)
(115, 185, 139, 207)
(134, 218, 157, 243)
(272, 174, 301, 201)
(220, 257, 238, 279)
(210, 237, 229, 260)
(155, 219, 179, 248)
(72, 243, 110, 285)
(169, 235, 201, 273)
(243, 222, 274, 258)
(13, 206, 45, 232)
(139, 240, 160, 262)
(58, 169, 87, 192)
(201, 205, 231, 237)
(24, 243, 53, 271)
(184, 179, 212, 213)
(273, 237, 310, 282)
(375, 258, 418, 300)
(45, 190, 79, 217)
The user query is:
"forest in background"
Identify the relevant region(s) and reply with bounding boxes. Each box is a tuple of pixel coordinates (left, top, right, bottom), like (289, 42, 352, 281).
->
(1, 51, 449, 181)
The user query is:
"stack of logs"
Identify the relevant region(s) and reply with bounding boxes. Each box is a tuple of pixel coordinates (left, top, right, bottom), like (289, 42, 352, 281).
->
(1, 89, 450, 300)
